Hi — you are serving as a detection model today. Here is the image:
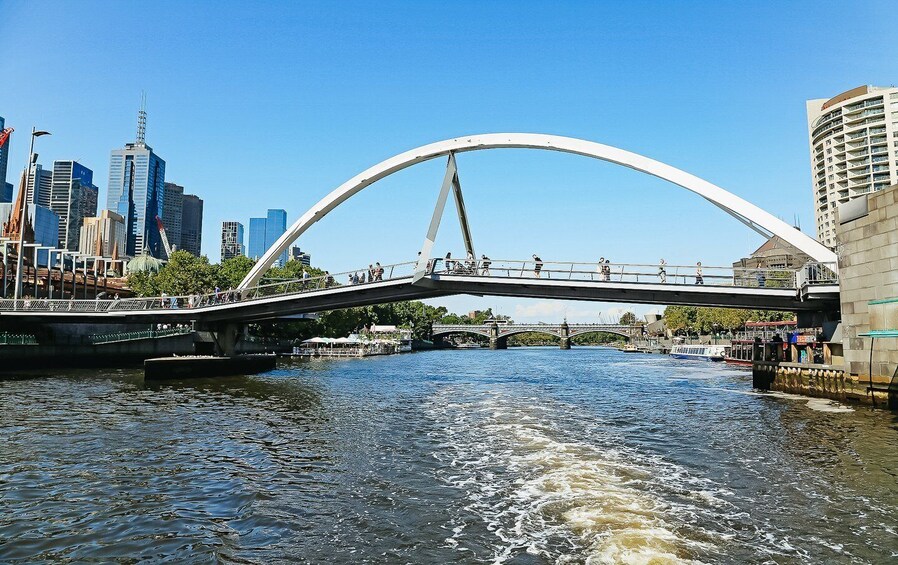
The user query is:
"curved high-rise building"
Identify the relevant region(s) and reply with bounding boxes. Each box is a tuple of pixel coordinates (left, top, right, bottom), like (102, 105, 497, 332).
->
(807, 85, 898, 248)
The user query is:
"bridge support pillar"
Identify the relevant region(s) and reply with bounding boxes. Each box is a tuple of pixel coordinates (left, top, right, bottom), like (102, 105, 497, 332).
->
(488, 322, 506, 350)
(209, 323, 241, 356)
(559, 321, 571, 349)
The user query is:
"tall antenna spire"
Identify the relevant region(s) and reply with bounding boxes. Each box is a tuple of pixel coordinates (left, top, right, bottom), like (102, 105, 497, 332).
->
(137, 91, 147, 144)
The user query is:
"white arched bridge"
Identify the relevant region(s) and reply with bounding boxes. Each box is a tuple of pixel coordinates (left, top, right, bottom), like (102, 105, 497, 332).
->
(0, 134, 840, 330)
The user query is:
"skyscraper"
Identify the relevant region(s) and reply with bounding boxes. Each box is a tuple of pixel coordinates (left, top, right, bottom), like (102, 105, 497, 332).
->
(265, 208, 288, 266)
(180, 193, 203, 256)
(0, 203, 59, 263)
(290, 246, 311, 266)
(221, 221, 244, 261)
(106, 104, 166, 257)
(248, 217, 267, 260)
(162, 182, 184, 257)
(51, 160, 99, 250)
(0, 116, 11, 203)
(79, 210, 126, 258)
(247, 208, 288, 266)
(807, 85, 898, 248)
(22, 164, 53, 208)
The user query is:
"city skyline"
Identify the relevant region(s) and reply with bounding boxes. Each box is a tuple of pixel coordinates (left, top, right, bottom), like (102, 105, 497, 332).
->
(3, 1, 896, 320)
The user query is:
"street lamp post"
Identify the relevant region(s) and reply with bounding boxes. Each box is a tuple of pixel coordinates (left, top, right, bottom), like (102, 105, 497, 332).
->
(14, 127, 51, 300)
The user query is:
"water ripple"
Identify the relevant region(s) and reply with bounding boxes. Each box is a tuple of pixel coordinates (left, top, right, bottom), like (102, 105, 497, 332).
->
(1, 350, 897, 563)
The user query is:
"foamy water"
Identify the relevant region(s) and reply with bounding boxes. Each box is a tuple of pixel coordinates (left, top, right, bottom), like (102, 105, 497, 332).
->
(429, 391, 718, 563)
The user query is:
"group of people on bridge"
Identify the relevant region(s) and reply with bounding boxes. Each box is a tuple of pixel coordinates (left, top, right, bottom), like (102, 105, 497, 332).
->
(348, 263, 384, 285)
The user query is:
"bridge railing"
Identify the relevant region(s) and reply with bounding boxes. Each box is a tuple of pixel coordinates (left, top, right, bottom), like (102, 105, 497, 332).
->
(0, 257, 837, 315)
(796, 262, 839, 287)
(0, 261, 418, 314)
(0, 332, 38, 345)
(88, 327, 193, 345)
(432, 258, 804, 289)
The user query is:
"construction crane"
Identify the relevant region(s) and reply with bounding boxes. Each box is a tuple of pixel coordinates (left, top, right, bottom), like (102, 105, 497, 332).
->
(0, 127, 13, 150)
(155, 215, 174, 258)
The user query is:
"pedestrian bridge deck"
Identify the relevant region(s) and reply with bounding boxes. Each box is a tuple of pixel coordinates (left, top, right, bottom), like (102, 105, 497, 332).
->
(0, 259, 840, 324)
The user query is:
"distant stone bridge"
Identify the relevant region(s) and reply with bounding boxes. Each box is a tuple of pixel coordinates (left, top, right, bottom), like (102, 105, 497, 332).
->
(431, 322, 644, 349)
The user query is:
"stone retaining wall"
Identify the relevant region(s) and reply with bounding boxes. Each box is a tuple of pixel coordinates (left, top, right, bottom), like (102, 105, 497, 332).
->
(754, 360, 896, 408)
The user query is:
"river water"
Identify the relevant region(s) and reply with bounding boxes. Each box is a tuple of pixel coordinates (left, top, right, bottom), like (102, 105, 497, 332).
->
(1, 348, 897, 563)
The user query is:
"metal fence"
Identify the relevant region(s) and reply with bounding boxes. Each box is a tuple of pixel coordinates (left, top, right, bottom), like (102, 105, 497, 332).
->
(0, 261, 417, 314)
(431, 258, 819, 289)
(88, 327, 193, 345)
(0, 333, 38, 345)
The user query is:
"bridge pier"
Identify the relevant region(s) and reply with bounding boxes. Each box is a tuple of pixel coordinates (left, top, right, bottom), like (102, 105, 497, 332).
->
(488, 322, 506, 349)
(207, 322, 241, 356)
(559, 321, 570, 349)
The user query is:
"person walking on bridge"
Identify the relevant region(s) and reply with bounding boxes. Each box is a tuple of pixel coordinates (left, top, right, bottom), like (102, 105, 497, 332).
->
(597, 258, 605, 281)
(695, 262, 704, 285)
(658, 259, 667, 283)
(480, 255, 491, 276)
(533, 255, 543, 278)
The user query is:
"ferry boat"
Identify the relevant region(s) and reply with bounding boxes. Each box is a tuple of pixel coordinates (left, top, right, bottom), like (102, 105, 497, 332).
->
(725, 320, 796, 367)
(669, 344, 729, 361)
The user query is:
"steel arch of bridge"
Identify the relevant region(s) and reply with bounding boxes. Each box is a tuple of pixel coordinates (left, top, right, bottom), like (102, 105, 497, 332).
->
(239, 133, 836, 289)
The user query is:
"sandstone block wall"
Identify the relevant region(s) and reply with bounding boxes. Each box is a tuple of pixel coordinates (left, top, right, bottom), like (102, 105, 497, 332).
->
(836, 185, 898, 379)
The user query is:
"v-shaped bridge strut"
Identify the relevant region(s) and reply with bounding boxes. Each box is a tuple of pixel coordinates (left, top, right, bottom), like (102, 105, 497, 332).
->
(413, 152, 475, 283)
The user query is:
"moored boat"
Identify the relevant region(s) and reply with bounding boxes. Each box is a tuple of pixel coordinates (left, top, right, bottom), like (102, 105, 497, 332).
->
(725, 320, 796, 367)
(669, 344, 728, 361)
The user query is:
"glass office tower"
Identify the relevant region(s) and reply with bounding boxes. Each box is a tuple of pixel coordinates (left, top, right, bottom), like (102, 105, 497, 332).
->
(52, 160, 99, 250)
(107, 142, 166, 257)
(247, 209, 288, 266)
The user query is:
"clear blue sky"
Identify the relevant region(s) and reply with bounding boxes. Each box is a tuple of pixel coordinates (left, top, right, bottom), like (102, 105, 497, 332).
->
(1, 1, 896, 321)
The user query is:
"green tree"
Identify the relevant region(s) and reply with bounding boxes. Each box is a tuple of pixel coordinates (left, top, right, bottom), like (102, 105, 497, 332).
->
(126, 269, 159, 297)
(219, 255, 256, 288)
(619, 311, 638, 325)
(127, 250, 221, 297)
(663, 305, 696, 334)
